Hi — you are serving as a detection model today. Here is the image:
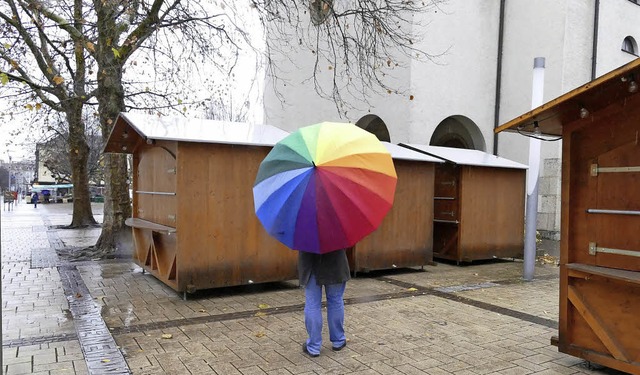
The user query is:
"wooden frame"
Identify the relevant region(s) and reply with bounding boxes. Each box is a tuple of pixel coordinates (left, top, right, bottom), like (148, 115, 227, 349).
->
(105, 114, 298, 295)
(400, 144, 526, 263)
(496, 58, 640, 373)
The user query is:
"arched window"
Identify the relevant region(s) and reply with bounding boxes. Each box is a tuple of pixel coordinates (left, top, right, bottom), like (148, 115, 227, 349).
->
(429, 115, 486, 151)
(355, 114, 391, 142)
(621, 36, 638, 55)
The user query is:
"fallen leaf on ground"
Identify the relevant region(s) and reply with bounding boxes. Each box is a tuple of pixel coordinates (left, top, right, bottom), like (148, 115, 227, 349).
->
(161, 334, 173, 339)
(407, 287, 418, 292)
(258, 303, 269, 309)
(255, 332, 266, 338)
(255, 311, 266, 317)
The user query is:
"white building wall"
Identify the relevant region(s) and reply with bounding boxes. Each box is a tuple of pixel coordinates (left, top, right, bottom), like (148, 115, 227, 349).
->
(409, 1, 500, 148)
(262, 0, 640, 239)
(596, 0, 640, 75)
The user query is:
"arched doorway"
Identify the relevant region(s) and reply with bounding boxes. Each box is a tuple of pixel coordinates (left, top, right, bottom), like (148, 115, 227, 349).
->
(429, 115, 486, 151)
(355, 114, 391, 142)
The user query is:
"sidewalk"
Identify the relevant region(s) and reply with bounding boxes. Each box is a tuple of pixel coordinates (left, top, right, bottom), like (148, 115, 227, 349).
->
(1, 200, 624, 374)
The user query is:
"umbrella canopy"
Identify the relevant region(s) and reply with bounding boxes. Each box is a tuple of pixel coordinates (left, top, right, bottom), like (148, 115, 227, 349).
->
(253, 122, 397, 254)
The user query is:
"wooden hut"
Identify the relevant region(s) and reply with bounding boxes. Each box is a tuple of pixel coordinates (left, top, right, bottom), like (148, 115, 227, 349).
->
(496, 58, 640, 374)
(104, 113, 298, 296)
(399, 144, 527, 263)
(350, 142, 443, 273)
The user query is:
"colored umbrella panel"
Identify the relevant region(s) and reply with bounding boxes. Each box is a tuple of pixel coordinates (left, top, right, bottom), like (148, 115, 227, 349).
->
(253, 122, 397, 254)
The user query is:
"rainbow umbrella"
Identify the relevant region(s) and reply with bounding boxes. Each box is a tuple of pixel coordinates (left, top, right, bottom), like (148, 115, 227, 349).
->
(253, 122, 397, 254)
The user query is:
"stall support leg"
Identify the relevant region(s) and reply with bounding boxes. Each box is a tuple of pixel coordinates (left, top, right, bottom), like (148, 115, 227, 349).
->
(183, 291, 187, 301)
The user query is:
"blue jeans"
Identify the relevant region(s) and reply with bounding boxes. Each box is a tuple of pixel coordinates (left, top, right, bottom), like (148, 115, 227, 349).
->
(304, 275, 346, 355)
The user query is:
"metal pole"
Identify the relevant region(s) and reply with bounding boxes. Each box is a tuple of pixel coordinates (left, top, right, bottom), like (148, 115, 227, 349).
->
(6, 155, 10, 192)
(524, 57, 545, 281)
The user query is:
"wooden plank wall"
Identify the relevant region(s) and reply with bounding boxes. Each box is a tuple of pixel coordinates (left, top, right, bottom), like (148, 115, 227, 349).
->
(558, 94, 640, 373)
(458, 166, 525, 261)
(135, 143, 177, 227)
(354, 161, 435, 271)
(176, 142, 298, 290)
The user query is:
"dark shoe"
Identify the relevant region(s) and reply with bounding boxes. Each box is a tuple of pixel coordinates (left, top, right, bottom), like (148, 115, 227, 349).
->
(302, 342, 319, 358)
(332, 342, 347, 351)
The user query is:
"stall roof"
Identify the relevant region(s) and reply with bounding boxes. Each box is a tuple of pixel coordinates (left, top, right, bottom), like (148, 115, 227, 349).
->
(399, 143, 527, 170)
(495, 58, 640, 136)
(104, 112, 290, 153)
(382, 142, 443, 163)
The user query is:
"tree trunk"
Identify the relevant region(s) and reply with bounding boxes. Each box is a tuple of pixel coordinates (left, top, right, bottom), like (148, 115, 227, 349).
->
(67, 100, 97, 227)
(94, 3, 131, 251)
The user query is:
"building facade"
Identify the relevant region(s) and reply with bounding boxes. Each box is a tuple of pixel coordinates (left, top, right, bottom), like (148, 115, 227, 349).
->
(262, 0, 640, 240)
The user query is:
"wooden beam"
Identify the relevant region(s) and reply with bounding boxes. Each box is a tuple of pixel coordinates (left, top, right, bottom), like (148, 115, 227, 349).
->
(567, 285, 630, 362)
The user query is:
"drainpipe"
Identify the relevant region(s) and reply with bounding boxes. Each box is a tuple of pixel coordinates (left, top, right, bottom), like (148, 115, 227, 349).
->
(524, 57, 545, 281)
(493, 0, 506, 155)
(592, 0, 600, 80)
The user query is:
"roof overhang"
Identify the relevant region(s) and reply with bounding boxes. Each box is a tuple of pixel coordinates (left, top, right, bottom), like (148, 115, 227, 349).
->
(496, 58, 640, 136)
(103, 112, 290, 154)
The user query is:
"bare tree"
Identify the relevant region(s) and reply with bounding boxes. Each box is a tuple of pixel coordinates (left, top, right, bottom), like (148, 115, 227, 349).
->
(38, 116, 103, 185)
(251, 0, 446, 111)
(2, 0, 445, 254)
(1, 2, 98, 226)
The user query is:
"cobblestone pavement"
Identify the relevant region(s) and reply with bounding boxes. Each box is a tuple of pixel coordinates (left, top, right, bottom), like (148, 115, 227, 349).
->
(1, 200, 626, 374)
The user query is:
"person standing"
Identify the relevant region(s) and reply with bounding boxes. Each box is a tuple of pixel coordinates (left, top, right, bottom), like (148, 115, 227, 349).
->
(298, 249, 350, 357)
(31, 191, 39, 208)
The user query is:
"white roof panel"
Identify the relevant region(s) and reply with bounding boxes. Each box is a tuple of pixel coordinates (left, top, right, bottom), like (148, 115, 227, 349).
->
(120, 112, 290, 146)
(400, 144, 528, 169)
(382, 142, 443, 163)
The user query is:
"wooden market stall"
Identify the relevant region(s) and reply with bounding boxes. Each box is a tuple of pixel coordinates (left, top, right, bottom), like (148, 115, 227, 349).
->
(350, 142, 443, 273)
(496, 58, 640, 374)
(104, 113, 298, 296)
(399, 144, 527, 263)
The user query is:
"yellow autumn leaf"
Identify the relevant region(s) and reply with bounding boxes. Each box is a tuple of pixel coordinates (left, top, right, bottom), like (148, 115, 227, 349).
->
(3, 43, 10, 49)
(254, 311, 266, 317)
(85, 42, 95, 52)
(111, 47, 121, 58)
(255, 332, 266, 338)
(35, 103, 42, 110)
(407, 287, 418, 292)
(161, 333, 172, 339)
(9, 59, 18, 69)
(0, 73, 8, 85)
(25, 104, 33, 110)
(258, 303, 269, 309)
(53, 76, 64, 85)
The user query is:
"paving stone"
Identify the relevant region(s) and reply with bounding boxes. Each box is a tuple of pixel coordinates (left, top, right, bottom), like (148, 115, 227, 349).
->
(3, 203, 628, 375)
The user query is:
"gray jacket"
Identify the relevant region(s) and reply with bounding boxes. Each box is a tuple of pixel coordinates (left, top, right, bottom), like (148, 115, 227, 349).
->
(298, 249, 351, 287)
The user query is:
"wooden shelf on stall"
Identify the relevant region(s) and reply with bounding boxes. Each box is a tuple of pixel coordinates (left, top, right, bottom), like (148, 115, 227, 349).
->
(125, 218, 176, 235)
(566, 263, 640, 285)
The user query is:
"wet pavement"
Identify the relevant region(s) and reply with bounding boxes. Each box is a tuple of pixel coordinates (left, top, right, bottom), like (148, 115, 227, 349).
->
(1, 199, 626, 374)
